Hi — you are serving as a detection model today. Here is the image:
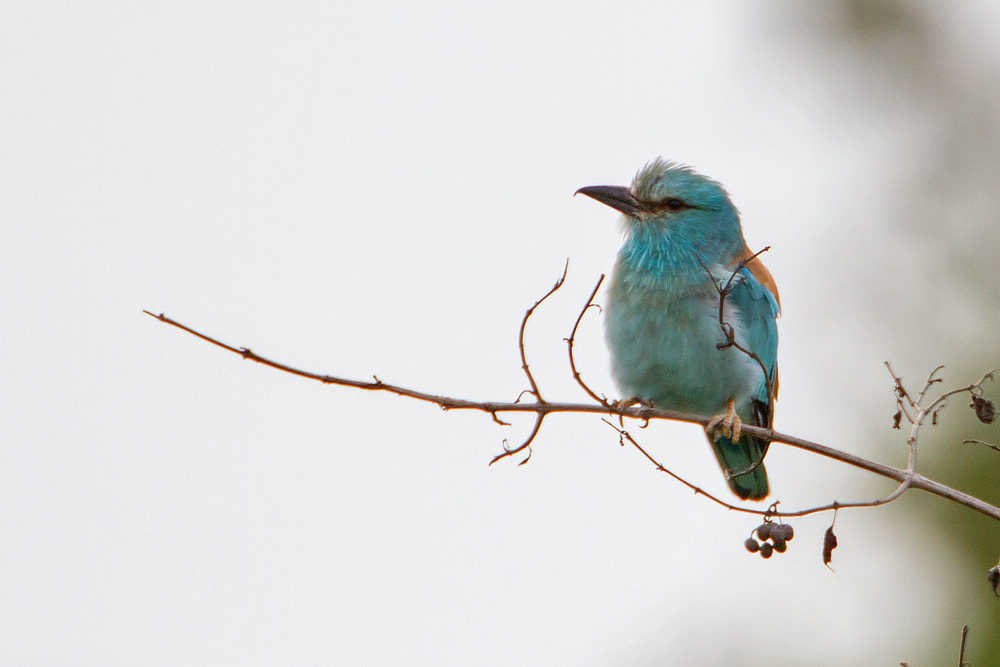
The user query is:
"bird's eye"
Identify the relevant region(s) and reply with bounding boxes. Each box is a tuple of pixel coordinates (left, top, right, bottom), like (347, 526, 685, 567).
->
(665, 198, 687, 212)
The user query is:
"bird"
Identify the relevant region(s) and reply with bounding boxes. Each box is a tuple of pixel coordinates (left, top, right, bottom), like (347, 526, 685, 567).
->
(576, 159, 779, 500)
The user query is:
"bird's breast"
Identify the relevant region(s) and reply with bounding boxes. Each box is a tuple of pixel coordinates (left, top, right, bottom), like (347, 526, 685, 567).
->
(605, 267, 762, 414)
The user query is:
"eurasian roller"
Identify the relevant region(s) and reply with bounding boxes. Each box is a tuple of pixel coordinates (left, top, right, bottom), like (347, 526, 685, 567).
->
(577, 159, 779, 500)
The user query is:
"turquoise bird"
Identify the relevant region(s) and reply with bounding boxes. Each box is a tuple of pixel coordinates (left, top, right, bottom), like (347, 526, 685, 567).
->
(577, 159, 779, 500)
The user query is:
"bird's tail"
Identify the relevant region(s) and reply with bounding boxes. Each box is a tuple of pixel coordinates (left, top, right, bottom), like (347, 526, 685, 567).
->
(709, 432, 769, 500)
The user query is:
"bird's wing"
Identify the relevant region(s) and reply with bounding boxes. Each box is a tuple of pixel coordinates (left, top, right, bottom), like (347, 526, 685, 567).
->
(741, 254, 780, 308)
(727, 263, 780, 419)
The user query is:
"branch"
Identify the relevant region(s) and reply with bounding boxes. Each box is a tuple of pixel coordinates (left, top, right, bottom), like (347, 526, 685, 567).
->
(142, 310, 1000, 523)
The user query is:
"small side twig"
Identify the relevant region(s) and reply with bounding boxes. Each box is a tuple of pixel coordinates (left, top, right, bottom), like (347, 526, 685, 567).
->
(566, 274, 609, 407)
(886, 361, 916, 425)
(701, 246, 777, 412)
(964, 439, 1000, 453)
(490, 413, 543, 466)
(491, 262, 569, 465)
(878, 364, 998, 512)
(916, 364, 946, 405)
(608, 415, 947, 519)
(517, 259, 569, 404)
(605, 418, 766, 515)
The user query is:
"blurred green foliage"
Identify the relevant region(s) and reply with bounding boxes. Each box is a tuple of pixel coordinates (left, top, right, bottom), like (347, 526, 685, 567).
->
(789, 1, 1000, 661)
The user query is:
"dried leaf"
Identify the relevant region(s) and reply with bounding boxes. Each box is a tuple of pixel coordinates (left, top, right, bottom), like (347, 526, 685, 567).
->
(823, 526, 838, 569)
(988, 562, 1000, 597)
(971, 395, 996, 424)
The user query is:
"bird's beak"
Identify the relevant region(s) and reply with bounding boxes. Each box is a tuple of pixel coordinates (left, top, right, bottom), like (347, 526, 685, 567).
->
(574, 185, 645, 219)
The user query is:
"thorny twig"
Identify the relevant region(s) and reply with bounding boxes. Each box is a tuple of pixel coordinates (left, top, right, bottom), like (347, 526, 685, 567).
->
(566, 274, 609, 407)
(621, 360, 997, 519)
(144, 269, 1000, 523)
(703, 246, 777, 416)
(694, 247, 776, 481)
(879, 363, 997, 508)
(517, 259, 568, 405)
(490, 259, 568, 465)
(605, 418, 785, 516)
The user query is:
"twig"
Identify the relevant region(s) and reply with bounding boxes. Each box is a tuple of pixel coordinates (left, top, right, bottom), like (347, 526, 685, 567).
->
(566, 274, 609, 406)
(965, 439, 1000, 453)
(609, 417, 951, 518)
(916, 364, 945, 405)
(517, 260, 568, 403)
(886, 361, 916, 425)
(701, 247, 777, 413)
(490, 412, 543, 466)
(605, 418, 769, 515)
(488, 263, 571, 465)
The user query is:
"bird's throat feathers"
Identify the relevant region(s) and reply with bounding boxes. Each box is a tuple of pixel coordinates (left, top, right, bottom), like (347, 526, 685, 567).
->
(616, 215, 744, 291)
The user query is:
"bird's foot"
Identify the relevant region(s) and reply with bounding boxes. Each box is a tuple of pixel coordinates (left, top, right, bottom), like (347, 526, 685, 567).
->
(706, 398, 742, 441)
(610, 397, 650, 410)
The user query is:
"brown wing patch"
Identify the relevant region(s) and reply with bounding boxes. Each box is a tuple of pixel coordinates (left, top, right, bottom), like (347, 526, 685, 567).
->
(736, 244, 780, 401)
(738, 244, 780, 307)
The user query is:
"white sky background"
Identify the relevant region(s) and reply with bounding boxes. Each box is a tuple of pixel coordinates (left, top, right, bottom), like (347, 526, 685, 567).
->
(3, 1, 1000, 664)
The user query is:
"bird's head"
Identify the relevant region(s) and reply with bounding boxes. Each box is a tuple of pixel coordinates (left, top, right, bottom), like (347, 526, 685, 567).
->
(576, 159, 743, 255)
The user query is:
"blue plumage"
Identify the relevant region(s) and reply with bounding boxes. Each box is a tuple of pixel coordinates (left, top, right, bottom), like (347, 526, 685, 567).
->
(578, 160, 779, 499)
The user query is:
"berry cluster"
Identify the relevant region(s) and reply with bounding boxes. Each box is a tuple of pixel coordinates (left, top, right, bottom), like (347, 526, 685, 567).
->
(744, 521, 794, 559)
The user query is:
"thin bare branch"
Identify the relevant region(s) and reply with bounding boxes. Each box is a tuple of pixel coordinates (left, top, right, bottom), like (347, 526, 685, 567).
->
(144, 309, 1000, 522)
(964, 439, 1000, 453)
(517, 260, 569, 403)
(916, 364, 945, 404)
(604, 418, 755, 513)
(490, 413, 543, 466)
(702, 246, 776, 413)
(611, 417, 934, 519)
(566, 274, 609, 406)
(489, 412, 511, 426)
(885, 362, 916, 423)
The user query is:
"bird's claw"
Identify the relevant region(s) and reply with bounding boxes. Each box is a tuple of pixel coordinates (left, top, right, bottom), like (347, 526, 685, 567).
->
(610, 397, 648, 410)
(706, 399, 742, 441)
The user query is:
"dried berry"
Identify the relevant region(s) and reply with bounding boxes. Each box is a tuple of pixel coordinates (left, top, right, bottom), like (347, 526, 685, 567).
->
(988, 563, 1000, 597)
(772, 540, 787, 553)
(744, 538, 761, 553)
(760, 542, 773, 559)
(756, 522, 772, 541)
(774, 524, 794, 541)
(971, 395, 997, 424)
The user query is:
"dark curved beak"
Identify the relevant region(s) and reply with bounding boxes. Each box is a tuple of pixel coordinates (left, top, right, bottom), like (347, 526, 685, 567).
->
(574, 185, 644, 219)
